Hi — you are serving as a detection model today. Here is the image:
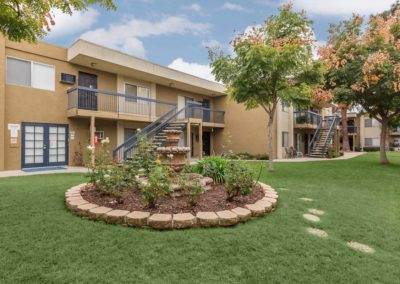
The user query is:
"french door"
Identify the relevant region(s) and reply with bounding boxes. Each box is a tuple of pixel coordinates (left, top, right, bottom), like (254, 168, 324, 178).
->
(22, 123, 68, 168)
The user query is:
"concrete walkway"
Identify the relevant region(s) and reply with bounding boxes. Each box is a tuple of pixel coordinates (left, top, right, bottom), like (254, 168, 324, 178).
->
(0, 166, 87, 178)
(274, 152, 366, 162)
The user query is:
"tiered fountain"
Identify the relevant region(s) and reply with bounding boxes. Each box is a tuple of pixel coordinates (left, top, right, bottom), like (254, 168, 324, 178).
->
(156, 130, 190, 171)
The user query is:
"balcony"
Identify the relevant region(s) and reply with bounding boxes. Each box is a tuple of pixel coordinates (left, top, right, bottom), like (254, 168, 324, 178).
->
(294, 111, 321, 129)
(67, 86, 176, 122)
(347, 126, 358, 134)
(390, 127, 400, 135)
(185, 105, 225, 127)
(67, 87, 225, 126)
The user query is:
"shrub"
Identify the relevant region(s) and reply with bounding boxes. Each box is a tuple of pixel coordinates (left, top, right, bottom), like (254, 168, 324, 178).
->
(178, 173, 204, 206)
(255, 153, 269, 160)
(224, 162, 254, 201)
(128, 134, 157, 175)
(139, 166, 172, 208)
(191, 156, 228, 183)
(85, 140, 135, 197)
(363, 146, 380, 152)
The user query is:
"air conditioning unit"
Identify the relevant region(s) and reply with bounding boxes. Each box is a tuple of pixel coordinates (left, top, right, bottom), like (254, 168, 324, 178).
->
(60, 73, 76, 84)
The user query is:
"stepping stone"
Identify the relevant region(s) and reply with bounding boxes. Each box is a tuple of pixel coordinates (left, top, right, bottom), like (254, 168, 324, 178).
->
(88, 206, 113, 220)
(126, 211, 150, 227)
(308, 208, 325, 216)
(216, 210, 239, 226)
(76, 203, 99, 216)
(262, 197, 277, 208)
(299, 197, 313, 202)
(245, 203, 265, 217)
(196, 212, 219, 227)
(307, 227, 328, 238)
(255, 200, 273, 213)
(231, 207, 252, 221)
(347, 241, 375, 254)
(278, 187, 289, 191)
(148, 214, 172, 229)
(303, 213, 320, 222)
(105, 209, 130, 224)
(173, 213, 196, 229)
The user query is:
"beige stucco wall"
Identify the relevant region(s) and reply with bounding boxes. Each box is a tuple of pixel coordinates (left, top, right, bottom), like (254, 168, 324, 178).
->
(2, 39, 117, 170)
(0, 37, 5, 170)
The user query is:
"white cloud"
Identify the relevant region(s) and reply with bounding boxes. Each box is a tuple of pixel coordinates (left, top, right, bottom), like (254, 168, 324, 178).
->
(186, 3, 202, 12)
(168, 58, 215, 82)
(222, 2, 245, 11)
(46, 8, 99, 38)
(201, 39, 222, 48)
(80, 16, 211, 58)
(293, 0, 393, 16)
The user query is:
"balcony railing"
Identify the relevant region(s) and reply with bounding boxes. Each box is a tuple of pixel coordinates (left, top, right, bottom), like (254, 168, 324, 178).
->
(186, 106, 225, 124)
(67, 86, 176, 119)
(294, 110, 321, 127)
(390, 127, 400, 134)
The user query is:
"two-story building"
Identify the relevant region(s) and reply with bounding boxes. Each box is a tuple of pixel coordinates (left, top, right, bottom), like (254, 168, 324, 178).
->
(0, 37, 340, 171)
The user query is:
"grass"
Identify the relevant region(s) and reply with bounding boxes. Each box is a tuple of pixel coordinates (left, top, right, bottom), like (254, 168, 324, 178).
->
(1, 152, 400, 283)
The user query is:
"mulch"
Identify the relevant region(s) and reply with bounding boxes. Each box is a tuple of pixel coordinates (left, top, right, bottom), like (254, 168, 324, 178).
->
(81, 183, 265, 214)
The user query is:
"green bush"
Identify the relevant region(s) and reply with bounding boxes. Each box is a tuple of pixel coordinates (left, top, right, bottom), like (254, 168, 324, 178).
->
(191, 156, 228, 184)
(227, 152, 269, 160)
(363, 147, 380, 152)
(255, 153, 269, 160)
(224, 162, 254, 201)
(139, 166, 172, 208)
(128, 134, 156, 175)
(85, 140, 135, 197)
(178, 173, 204, 206)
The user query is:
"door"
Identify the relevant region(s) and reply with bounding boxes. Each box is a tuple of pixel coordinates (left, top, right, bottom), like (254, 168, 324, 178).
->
(202, 99, 210, 122)
(22, 123, 68, 168)
(202, 131, 211, 156)
(78, 72, 98, 110)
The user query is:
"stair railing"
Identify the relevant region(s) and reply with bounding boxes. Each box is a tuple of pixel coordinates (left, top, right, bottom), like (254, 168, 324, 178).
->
(113, 101, 202, 162)
(321, 115, 339, 153)
(308, 118, 323, 154)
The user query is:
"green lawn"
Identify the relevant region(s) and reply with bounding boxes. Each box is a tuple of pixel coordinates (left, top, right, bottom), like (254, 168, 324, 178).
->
(1, 153, 400, 283)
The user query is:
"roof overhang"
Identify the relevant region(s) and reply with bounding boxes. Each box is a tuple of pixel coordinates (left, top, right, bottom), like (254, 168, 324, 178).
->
(67, 39, 226, 97)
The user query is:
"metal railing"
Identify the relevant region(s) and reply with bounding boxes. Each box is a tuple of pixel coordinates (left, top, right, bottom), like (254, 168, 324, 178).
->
(67, 86, 176, 119)
(308, 115, 339, 155)
(186, 106, 225, 124)
(294, 110, 321, 126)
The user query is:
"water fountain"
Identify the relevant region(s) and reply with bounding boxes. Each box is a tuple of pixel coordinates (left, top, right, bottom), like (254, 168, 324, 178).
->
(156, 129, 190, 171)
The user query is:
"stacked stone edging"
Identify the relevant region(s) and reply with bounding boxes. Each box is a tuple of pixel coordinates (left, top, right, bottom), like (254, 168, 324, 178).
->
(65, 182, 278, 230)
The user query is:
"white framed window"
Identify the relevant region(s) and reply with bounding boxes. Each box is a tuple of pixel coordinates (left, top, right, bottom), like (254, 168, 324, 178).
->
(365, 138, 379, 147)
(365, 118, 379, 128)
(124, 83, 149, 102)
(281, 101, 289, 112)
(95, 131, 105, 141)
(282, 132, 289, 147)
(6, 57, 55, 91)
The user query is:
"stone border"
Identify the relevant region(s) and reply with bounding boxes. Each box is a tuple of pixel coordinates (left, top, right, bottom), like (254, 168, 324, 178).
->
(65, 182, 278, 230)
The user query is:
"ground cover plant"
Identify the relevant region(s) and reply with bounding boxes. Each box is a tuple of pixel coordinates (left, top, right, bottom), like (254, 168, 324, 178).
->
(1, 152, 399, 283)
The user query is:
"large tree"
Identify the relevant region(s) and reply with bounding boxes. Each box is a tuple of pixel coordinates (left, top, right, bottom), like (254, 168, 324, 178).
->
(320, 11, 400, 164)
(0, 0, 115, 42)
(209, 4, 319, 171)
(318, 15, 364, 152)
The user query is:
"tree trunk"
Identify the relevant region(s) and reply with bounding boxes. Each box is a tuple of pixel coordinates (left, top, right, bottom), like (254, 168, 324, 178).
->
(380, 118, 390, 164)
(341, 108, 350, 152)
(267, 114, 274, 172)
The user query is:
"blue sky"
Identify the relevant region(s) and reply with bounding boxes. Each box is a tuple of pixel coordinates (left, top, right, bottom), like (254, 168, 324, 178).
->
(45, 0, 394, 81)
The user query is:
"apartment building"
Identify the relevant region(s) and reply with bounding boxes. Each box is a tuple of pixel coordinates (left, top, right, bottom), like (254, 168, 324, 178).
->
(0, 37, 340, 171)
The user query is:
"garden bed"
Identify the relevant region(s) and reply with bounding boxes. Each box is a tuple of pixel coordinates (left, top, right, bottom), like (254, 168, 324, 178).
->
(65, 181, 279, 230)
(81, 183, 265, 214)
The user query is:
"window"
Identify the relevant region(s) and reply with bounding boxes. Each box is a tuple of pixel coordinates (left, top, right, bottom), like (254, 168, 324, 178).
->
(281, 101, 289, 112)
(365, 138, 379, 147)
(365, 118, 379, 127)
(125, 83, 149, 103)
(282, 132, 289, 147)
(6, 57, 55, 91)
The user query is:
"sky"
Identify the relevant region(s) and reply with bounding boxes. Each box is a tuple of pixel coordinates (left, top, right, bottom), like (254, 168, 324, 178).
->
(45, 0, 395, 81)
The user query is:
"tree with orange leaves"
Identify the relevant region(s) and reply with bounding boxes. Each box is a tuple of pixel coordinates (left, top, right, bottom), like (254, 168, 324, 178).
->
(320, 10, 400, 164)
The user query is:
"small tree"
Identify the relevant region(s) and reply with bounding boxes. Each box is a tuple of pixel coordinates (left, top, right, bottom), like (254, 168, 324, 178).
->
(321, 11, 400, 164)
(0, 0, 115, 42)
(209, 4, 319, 171)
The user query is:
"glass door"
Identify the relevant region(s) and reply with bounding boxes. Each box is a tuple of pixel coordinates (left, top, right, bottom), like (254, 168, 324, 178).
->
(22, 123, 68, 168)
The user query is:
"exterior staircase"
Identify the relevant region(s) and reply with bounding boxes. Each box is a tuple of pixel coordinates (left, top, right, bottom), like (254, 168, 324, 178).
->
(112, 101, 202, 162)
(309, 116, 339, 158)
